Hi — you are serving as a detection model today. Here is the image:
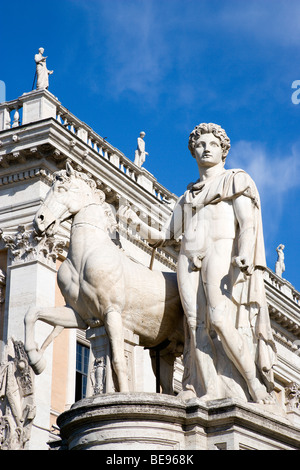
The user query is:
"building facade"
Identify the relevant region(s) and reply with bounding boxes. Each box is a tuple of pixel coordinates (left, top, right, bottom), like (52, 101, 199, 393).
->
(0, 89, 299, 450)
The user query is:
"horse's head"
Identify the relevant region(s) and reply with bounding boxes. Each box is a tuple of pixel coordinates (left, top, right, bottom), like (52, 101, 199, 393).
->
(34, 162, 105, 236)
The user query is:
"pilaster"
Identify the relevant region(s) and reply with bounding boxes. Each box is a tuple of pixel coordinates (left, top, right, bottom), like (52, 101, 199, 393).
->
(0, 224, 67, 449)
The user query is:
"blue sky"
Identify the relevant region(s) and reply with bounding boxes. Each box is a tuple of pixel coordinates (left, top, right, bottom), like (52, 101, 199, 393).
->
(1, 0, 300, 290)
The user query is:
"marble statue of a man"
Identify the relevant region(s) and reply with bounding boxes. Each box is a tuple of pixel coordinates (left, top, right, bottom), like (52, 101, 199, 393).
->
(120, 123, 277, 404)
(35, 48, 53, 90)
(134, 131, 148, 167)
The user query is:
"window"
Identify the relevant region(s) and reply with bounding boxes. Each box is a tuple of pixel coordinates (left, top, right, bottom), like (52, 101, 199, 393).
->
(75, 342, 90, 401)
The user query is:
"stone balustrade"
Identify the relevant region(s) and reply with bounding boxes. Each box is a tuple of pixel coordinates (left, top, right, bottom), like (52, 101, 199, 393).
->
(264, 267, 300, 307)
(0, 98, 22, 130)
(0, 89, 177, 207)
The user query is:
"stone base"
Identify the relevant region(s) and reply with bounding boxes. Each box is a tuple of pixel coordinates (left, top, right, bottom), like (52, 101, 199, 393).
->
(55, 393, 300, 450)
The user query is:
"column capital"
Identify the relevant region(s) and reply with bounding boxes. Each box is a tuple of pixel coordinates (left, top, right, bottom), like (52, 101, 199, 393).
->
(0, 224, 67, 267)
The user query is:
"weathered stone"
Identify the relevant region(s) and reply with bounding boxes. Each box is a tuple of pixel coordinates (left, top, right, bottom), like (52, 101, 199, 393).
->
(55, 393, 300, 450)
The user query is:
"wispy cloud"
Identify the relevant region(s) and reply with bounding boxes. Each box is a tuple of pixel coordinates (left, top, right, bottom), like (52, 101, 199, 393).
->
(71, 0, 174, 103)
(229, 140, 300, 194)
(218, 0, 300, 47)
(69, 0, 300, 108)
(105, 6, 170, 100)
(227, 140, 300, 241)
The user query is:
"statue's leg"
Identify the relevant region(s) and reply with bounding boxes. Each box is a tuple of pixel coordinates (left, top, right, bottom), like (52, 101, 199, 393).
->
(159, 353, 176, 395)
(103, 308, 129, 393)
(177, 254, 219, 399)
(24, 305, 86, 375)
(203, 245, 273, 404)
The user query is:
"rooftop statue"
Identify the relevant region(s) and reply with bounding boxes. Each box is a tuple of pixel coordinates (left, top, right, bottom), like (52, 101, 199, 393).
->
(120, 122, 277, 405)
(34, 48, 53, 90)
(134, 131, 148, 167)
(275, 244, 285, 278)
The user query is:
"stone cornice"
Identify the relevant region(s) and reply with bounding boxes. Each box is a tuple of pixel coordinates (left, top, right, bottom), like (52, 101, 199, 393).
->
(0, 119, 176, 233)
(0, 166, 52, 187)
(0, 117, 177, 209)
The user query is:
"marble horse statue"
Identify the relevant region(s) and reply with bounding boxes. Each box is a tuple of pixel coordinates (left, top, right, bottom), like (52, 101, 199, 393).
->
(24, 163, 184, 394)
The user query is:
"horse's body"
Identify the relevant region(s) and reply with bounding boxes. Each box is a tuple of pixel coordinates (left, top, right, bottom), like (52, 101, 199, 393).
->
(24, 164, 184, 394)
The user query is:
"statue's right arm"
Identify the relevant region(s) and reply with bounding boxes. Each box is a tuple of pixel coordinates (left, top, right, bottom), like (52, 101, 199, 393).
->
(118, 205, 162, 244)
(118, 196, 184, 247)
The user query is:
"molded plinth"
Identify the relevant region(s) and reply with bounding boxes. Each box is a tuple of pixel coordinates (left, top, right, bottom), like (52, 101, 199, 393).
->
(55, 393, 300, 450)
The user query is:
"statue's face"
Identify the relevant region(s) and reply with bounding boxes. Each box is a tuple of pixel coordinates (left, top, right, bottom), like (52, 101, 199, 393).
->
(193, 132, 223, 167)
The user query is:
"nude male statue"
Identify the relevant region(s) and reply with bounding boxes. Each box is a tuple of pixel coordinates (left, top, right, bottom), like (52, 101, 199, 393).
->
(119, 123, 276, 404)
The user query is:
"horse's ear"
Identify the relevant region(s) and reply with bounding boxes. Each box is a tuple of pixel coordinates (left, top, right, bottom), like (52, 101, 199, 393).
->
(66, 162, 74, 176)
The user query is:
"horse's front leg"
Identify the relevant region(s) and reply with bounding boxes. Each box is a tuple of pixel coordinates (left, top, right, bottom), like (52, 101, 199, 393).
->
(24, 305, 86, 375)
(104, 308, 129, 392)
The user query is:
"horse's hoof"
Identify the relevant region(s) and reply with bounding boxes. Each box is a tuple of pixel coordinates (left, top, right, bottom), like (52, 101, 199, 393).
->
(27, 350, 46, 375)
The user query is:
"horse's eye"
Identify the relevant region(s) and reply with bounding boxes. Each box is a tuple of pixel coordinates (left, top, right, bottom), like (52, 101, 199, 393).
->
(57, 185, 67, 192)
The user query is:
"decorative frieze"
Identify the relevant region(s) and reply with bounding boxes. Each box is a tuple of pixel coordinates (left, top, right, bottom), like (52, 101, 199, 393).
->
(0, 167, 52, 186)
(269, 305, 300, 339)
(0, 338, 35, 450)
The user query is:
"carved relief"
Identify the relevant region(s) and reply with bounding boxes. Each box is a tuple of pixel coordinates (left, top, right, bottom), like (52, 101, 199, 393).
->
(0, 338, 35, 450)
(90, 357, 107, 395)
(285, 382, 300, 412)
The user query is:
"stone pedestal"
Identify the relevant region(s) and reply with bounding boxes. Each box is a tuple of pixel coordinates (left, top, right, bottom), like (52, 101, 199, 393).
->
(20, 89, 59, 125)
(136, 168, 156, 193)
(55, 393, 300, 450)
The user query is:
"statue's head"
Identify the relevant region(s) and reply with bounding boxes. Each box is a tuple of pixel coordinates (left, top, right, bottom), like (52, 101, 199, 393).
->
(188, 123, 231, 162)
(39, 47, 45, 54)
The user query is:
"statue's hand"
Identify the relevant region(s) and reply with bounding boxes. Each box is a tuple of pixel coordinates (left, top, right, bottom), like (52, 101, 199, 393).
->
(232, 255, 254, 275)
(118, 205, 141, 226)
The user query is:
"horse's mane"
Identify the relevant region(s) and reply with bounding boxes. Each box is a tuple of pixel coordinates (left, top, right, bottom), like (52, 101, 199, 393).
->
(53, 169, 117, 233)
(53, 168, 99, 191)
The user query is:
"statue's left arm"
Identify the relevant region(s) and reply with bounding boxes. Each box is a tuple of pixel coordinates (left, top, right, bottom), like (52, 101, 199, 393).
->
(118, 195, 184, 247)
(232, 189, 257, 276)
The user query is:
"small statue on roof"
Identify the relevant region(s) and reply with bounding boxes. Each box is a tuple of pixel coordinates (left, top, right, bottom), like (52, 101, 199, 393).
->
(34, 47, 53, 90)
(134, 131, 149, 167)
